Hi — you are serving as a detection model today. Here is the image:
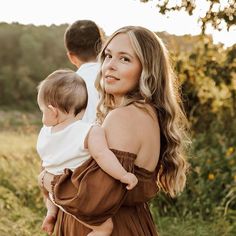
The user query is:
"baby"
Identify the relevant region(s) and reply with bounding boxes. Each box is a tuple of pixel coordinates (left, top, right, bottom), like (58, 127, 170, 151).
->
(36, 69, 138, 235)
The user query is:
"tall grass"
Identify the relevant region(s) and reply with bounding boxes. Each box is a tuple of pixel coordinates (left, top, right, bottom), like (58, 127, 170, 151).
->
(0, 111, 46, 236)
(0, 134, 45, 235)
(0, 110, 235, 235)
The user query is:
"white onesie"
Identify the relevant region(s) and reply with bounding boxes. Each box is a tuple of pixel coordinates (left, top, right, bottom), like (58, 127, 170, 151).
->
(36, 120, 92, 175)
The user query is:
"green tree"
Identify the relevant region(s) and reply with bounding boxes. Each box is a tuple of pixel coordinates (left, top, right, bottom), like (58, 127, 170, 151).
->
(140, 0, 236, 33)
(0, 23, 72, 109)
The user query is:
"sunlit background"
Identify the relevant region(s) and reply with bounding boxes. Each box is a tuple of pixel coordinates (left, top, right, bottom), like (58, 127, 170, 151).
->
(0, 1, 236, 235)
(0, 0, 235, 47)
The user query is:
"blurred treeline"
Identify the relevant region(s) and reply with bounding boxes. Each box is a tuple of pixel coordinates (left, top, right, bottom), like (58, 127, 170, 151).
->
(0, 22, 236, 234)
(0, 22, 73, 109)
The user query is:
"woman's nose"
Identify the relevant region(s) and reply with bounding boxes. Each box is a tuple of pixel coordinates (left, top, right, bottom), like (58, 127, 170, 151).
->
(106, 58, 117, 70)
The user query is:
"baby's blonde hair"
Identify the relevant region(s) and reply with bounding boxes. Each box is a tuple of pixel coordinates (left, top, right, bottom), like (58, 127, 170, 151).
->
(38, 69, 87, 115)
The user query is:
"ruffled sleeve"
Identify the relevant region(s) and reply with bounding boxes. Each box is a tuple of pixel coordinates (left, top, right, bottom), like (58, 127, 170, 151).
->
(51, 149, 136, 226)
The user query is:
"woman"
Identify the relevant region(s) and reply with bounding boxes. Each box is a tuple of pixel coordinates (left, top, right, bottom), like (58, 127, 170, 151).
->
(43, 26, 189, 235)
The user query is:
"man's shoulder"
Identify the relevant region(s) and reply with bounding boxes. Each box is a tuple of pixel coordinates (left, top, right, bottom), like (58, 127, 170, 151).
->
(77, 62, 100, 74)
(77, 62, 100, 86)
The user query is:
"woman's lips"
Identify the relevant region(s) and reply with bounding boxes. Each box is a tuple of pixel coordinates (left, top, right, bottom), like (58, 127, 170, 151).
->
(105, 76, 120, 83)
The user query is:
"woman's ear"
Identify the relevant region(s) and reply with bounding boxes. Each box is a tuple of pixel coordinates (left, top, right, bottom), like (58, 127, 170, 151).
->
(48, 105, 58, 118)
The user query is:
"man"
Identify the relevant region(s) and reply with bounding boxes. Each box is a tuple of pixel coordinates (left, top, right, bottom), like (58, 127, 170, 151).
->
(64, 20, 104, 123)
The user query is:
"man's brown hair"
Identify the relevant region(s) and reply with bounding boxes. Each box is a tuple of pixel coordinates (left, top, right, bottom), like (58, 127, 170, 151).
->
(64, 20, 103, 62)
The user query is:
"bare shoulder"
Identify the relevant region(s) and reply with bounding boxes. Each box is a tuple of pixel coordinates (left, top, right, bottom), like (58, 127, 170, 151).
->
(105, 103, 157, 121)
(103, 104, 151, 131)
(103, 105, 136, 126)
(102, 104, 159, 154)
(102, 105, 137, 138)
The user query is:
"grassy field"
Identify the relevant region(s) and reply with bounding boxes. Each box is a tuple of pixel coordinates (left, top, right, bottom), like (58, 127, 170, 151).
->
(0, 111, 45, 236)
(0, 110, 235, 235)
(0, 131, 45, 236)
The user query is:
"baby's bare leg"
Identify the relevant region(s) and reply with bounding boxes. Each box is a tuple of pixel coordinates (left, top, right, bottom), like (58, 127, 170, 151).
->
(38, 171, 58, 235)
(42, 198, 58, 235)
(41, 171, 55, 194)
(38, 170, 49, 199)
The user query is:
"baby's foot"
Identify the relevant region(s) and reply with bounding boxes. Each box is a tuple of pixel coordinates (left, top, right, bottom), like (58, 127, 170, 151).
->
(42, 215, 56, 235)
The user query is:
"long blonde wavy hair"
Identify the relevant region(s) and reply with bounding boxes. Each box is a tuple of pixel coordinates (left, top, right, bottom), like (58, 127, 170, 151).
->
(95, 26, 189, 197)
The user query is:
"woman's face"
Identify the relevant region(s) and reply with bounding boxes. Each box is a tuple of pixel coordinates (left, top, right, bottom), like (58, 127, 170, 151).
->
(101, 33, 142, 103)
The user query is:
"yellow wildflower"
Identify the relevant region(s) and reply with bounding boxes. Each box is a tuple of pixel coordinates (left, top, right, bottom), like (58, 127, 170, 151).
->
(226, 147, 234, 157)
(208, 173, 215, 180)
(234, 175, 236, 182)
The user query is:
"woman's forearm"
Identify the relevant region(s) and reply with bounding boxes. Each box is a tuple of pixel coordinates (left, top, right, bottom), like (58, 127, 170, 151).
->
(42, 171, 109, 231)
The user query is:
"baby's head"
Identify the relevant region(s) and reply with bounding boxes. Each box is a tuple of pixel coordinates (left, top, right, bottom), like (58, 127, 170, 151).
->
(37, 69, 87, 126)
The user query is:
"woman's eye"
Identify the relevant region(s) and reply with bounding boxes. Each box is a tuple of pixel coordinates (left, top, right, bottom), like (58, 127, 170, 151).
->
(104, 53, 112, 59)
(121, 56, 130, 62)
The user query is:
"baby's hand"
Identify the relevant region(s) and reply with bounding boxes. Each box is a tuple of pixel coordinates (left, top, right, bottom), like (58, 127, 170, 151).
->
(120, 172, 138, 190)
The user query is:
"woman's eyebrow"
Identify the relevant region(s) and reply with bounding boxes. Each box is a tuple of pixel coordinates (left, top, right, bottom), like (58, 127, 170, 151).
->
(105, 48, 134, 58)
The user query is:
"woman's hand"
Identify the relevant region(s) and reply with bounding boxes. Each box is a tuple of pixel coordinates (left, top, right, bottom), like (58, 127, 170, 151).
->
(86, 218, 113, 236)
(87, 232, 111, 236)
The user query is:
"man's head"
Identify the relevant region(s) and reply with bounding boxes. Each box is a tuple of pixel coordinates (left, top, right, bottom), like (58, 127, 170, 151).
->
(64, 20, 103, 66)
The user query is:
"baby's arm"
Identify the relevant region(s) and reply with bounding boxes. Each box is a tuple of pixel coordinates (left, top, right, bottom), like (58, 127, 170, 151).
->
(86, 125, 138, 190)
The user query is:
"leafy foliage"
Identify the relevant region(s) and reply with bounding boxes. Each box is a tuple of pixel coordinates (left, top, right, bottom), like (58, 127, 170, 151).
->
(151, 33, 236, 234)
(140, 0, 236, 33)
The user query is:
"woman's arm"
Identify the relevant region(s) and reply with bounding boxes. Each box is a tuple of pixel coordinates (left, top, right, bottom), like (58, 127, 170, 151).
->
(42, 170, 113, 233)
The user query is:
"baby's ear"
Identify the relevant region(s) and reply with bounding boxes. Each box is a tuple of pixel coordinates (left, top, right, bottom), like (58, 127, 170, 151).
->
(48, 105, 58, 117)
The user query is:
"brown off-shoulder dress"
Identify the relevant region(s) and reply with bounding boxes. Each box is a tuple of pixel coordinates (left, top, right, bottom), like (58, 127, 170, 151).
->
(51, 149, 160, 236)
